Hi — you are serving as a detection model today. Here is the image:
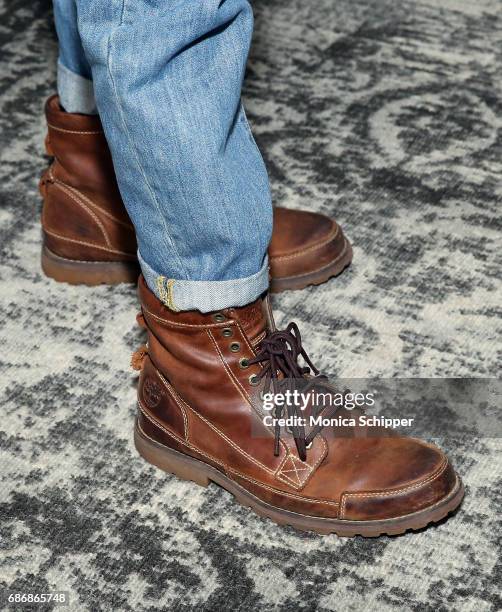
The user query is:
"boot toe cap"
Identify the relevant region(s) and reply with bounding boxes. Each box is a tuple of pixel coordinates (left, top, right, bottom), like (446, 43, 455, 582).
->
(339, 439, 460, 521)
(269, 208, 349, 280)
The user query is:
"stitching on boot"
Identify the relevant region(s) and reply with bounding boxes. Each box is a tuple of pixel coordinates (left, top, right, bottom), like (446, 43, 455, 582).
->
(277, 455, 312, 488)
(275, 437, 328, 491)
(227, 468, 340, 508)
(270, 221, 339, 261)
(273, 239, 350, 279)
(47, 123, 102, 135)
(206, 328, 289, 462)
(47, 168, 111, 247)
(43, 228, 134, 256)
(339, 458, 449, 519)
(251, 331, 266, 347)
(53, 179, 134, 230)
(155, 357, 284, 477)
(150, 369, 188, 440)
(137, 409, 339, 508)
(140, 305, 231, 329)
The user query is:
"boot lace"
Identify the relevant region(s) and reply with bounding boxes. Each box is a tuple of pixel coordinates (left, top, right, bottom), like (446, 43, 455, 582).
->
(247, 322, 328, 461)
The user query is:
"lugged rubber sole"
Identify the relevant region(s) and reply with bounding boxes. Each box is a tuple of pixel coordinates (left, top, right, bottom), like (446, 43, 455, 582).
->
(41, 239, 352, 291)
(270, 238, 353, 293)
(134, 419, 464, 537)
(42, 244, 140, 286)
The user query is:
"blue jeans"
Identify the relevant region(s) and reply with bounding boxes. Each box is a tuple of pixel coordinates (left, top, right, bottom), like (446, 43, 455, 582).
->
(53, 0, 273, 312)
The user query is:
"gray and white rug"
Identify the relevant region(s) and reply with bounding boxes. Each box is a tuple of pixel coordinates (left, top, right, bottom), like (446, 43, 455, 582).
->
(0, 0, 500, 610)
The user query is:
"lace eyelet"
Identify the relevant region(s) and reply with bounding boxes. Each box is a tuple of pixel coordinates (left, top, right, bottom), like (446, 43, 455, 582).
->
(222, 328, 233, 338)
(230, 341, 241, 353)
(239, 357, 249, 369)
(249, 374, 260, 386)
(213, 313, 225, 323)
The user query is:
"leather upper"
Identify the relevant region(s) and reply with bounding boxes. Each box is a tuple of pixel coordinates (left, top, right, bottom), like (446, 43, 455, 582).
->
(40, 95, 350, 281)
(269, 208, 349, 280)
(136, 276, 458, 521)
(41, 95, 137, 262)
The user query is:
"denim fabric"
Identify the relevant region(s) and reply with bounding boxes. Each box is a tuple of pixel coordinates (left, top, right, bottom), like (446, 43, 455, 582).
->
(53, 0, 91, 81)
(57, 61, 97, 114)
(139, 252, 269, 313)
(53, 0, 96, 113)
(52, 0, 273, 312)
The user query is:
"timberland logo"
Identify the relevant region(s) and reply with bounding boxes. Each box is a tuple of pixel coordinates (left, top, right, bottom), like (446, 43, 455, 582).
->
(143, 377, 163, 408)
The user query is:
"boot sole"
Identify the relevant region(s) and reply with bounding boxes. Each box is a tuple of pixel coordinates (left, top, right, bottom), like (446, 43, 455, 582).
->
(270, 238, 353, 293)
(42, 244, 140, 285)
(41, 240, 352, 291)
(134, 419, 464, 537)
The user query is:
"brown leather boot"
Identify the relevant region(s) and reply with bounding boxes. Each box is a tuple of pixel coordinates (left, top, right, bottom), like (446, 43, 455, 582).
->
(133, 276, 464, 537)
(40, 95, 139, 284)
(40, 95, 352, 290)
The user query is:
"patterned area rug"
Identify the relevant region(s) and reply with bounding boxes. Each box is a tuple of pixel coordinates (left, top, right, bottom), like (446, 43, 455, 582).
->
(0, 0, 500, 610)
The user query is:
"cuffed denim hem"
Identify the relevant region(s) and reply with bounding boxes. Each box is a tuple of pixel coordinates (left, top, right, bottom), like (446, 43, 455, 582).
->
(138, 251, 270, 313)
(57, 60, 97, 115)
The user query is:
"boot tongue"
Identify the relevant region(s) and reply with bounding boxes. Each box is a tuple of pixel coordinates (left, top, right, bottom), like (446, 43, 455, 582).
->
(225, 298, 268, 344)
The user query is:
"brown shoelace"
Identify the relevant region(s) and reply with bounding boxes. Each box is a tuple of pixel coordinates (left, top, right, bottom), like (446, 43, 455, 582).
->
(247, 322, 327, 461)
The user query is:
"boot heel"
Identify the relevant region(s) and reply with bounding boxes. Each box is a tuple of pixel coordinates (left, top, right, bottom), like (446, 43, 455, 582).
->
(41, 242, 139, 285)
(134, 420, 210, 487)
